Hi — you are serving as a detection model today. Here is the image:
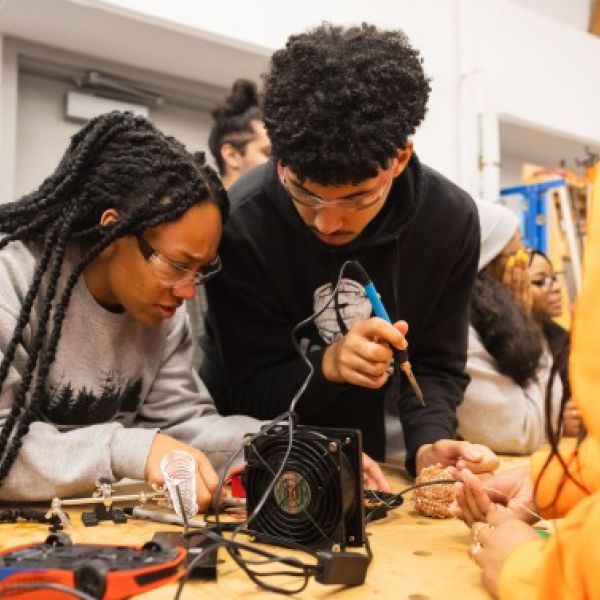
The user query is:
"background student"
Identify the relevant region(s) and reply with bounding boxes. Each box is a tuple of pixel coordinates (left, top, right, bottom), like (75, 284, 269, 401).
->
(457, 201, 563, 454)
(528, 249, 581, 436)
(188, 78, 273, 370)
(207, 78, 271, 190)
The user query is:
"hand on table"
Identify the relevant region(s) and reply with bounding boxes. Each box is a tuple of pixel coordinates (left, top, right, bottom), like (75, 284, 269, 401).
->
(322, 318, 408, 388)
(145, 433, 218, 513)
(416, 440, 499, 476)
(362, 452, 391, 492)
(468, 509, 538, 597)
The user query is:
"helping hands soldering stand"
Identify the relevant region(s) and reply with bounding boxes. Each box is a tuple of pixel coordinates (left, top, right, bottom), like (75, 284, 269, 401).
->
(49, 479, 168, 529)
(81, 478, 127, 526)
(350, 261, 425, 406)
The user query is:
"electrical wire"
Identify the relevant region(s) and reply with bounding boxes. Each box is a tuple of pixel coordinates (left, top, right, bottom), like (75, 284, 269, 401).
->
(234, 261, 356, 538)
(173, 539, 223, 600)
(365, 479, 458, 523)
(0, 582, 98, 600)
(175, 528, 318, 597)
(176, 260, 380, 599)
(482, 486, 556, 532)
(175, 478, 457, 597)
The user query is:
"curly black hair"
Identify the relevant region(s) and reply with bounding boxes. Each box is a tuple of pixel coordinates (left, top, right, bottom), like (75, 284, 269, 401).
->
(208, 79, 263, 176)
(262, 22, 431, 185)
(0, 111, 227, 487)
(470, 272, 543, 387)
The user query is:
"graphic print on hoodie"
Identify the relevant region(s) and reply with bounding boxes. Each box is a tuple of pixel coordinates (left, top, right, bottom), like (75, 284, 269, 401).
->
(43, 372, 142, 426)
(313, 278, 372, 344)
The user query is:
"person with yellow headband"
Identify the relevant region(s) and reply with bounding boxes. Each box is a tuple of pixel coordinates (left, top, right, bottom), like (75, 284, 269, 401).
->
(457, 201, 563, 454)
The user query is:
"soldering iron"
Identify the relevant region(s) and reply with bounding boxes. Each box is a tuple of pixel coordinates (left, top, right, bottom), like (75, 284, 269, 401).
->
(350, 261, 425, 406)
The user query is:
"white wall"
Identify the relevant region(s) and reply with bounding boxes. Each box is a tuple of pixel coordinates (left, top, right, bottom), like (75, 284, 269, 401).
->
(0, 35, 18, 203)
(479, 1, 600, 146)
(100, 0, 462, 181)
(0, 0, 271, 88)
(472, 0, 600, 199)
(101, 0, 600, 200)
(2, 0, 600, 202)
(100, 0, 450, 50)
(14, 71, 213, 200)
(508, 0, 591, 30)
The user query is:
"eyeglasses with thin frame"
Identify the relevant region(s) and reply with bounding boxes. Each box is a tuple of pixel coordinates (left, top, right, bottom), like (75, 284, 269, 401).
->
(279, 166, 395, 212)
(136, 234, 222, 289)
(530, 272, 563, 289)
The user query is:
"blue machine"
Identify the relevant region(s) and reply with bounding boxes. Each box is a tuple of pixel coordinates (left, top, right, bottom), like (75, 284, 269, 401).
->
(500, 179, 565, 254)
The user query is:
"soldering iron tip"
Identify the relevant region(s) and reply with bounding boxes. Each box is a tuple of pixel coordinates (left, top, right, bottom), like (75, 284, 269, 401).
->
(399, 362, 426, 407)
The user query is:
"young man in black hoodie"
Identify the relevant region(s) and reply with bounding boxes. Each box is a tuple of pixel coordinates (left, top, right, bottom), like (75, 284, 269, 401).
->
(200, 23, 497, 476)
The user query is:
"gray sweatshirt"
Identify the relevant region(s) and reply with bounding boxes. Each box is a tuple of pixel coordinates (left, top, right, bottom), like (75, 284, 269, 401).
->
(457, 325, 562, 454)
(0, 239, 260, 500)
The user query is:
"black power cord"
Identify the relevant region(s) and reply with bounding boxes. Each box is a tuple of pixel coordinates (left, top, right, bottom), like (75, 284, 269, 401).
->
(175, 261, 454, 596)
(174, 478, 457, 596)
(364, 479, 457, 523)
(175, 262, 372, 597)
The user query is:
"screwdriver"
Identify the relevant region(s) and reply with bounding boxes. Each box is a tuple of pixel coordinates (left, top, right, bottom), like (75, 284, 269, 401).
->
(350, 261, 425, 406)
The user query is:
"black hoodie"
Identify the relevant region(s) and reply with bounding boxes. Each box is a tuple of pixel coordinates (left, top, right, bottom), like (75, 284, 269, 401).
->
(200, 155, 479, 474)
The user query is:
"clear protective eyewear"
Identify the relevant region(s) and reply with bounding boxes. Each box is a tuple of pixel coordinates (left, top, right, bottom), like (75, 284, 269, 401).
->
(531, 272, 563, 289)
(279, 167, 394, 212)
(136, 234, 222, 289)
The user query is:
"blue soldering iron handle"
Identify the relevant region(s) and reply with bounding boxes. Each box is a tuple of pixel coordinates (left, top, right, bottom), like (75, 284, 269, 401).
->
(363, 282, 409, 364)
(363, 282, 391, 322)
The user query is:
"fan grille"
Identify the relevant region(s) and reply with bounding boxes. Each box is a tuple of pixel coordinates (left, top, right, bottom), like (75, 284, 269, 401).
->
(245, 432, 354, 547)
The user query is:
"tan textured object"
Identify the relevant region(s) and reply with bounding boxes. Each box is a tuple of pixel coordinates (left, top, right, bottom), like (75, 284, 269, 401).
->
(411, 463, 455, 518)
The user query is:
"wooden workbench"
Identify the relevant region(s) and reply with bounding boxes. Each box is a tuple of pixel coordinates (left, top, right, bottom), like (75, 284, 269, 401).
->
(0, 456, 528, 599)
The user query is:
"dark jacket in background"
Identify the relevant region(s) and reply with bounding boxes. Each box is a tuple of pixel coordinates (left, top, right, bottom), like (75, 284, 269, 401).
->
(200, 155, 479, 474)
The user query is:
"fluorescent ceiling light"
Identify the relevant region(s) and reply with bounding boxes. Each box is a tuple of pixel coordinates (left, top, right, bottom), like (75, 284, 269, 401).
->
(83, 71, 164, 107)
(65, 90, 149, 123)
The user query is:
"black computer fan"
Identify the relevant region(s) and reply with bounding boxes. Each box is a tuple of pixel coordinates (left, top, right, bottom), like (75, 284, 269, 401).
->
(243, 425, 365, 549)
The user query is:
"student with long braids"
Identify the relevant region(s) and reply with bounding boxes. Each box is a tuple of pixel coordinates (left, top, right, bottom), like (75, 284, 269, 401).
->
(0, 111, 260, 506)
(450, 204, 600, 597)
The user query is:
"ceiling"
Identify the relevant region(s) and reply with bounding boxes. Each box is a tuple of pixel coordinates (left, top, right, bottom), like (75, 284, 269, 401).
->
(0, 0, 271, 89)
(500, 118, 598, 171)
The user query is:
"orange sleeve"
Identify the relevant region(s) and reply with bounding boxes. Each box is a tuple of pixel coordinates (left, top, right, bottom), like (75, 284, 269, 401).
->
(498, 539, 543, 600)
(531, 437, 600, 519)
(579, 498, 600, 600)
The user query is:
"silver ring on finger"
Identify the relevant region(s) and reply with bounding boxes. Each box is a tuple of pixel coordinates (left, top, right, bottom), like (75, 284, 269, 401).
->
(471, 521, 487, 544)
(469, 542, 483, 561)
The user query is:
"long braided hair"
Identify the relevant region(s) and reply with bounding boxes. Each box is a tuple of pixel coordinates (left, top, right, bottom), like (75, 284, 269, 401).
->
(0, 111, 227, 487)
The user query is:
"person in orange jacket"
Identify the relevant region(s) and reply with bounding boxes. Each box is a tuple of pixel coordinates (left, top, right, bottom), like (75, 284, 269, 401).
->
(449, 202, 600, 598)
